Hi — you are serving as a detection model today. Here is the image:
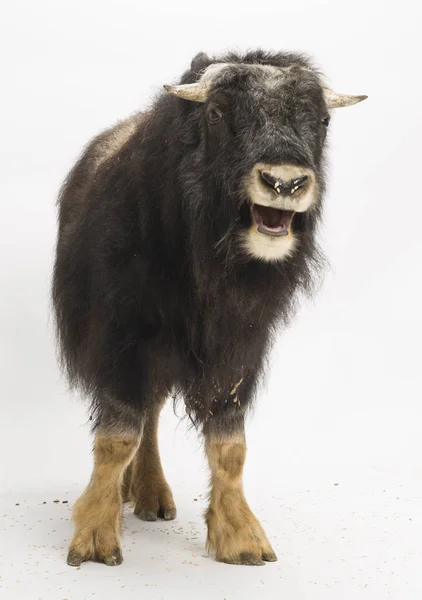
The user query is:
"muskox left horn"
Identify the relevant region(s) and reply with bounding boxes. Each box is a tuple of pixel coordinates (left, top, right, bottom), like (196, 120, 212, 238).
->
(323, 88, 368, 108)
(163, 82, 210, 103)
(164, 63, 230, 103)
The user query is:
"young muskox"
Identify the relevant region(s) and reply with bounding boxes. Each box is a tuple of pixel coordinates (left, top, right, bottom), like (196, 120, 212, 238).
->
(52, 50, 366, 567)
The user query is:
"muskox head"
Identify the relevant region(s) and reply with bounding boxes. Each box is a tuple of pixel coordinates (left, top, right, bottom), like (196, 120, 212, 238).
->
(164, 52, 367, 263)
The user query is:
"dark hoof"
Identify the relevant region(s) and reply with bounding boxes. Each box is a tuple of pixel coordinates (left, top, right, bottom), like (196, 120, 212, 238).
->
(239, 551, 265, 566)
(158, 506, 177, 521)
(102, 547, 123, 566)
(67, 550, 84, 567)
(135, 508, 158, 522)
(262, 551, 278, 562)
(135, 505, 177, 521)
(221, 551, 265, 566)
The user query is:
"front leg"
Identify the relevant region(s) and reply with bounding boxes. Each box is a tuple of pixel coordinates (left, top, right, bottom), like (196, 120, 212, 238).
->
(204, 416, 277, 566)
(67, 428, 141, 567)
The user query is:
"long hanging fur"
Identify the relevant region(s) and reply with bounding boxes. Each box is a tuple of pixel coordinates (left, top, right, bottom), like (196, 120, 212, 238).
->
(52, 50, 327, 430)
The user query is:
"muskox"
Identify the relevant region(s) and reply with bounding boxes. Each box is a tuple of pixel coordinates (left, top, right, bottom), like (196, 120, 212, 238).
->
(52, 50, 366, 567)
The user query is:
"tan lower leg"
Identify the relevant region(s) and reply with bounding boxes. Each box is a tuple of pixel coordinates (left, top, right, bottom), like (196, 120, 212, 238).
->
(205, 431, 277, 566)
(67, 432, 140, 567)
(126, 400, 176, 521)
(121, 460, 133, 503)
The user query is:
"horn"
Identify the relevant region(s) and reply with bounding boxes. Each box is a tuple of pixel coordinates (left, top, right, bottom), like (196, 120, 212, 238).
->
(323, 88, 368, 108)
(163, 82, 209, 102)
(164, 63, 229, 103)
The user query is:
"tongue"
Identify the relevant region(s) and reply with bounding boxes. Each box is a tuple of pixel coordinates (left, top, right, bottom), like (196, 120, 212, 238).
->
(253, 205, 294, 235)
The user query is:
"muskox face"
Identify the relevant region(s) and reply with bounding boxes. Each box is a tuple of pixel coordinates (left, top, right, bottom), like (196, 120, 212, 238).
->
(165, 55, 366, 262)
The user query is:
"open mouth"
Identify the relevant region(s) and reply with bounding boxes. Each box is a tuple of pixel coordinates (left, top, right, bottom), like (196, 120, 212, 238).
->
(252, 204, 294, 237)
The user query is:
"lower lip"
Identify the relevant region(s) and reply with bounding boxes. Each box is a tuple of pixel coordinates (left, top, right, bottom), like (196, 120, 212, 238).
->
(256, 223, 289, 237)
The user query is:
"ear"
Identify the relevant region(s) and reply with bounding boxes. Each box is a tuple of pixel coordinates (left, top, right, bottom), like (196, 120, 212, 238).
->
(190, 52, 212, 75)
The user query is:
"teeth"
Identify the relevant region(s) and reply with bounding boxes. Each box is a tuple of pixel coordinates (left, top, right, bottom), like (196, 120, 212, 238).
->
(290, 186, 299, 194)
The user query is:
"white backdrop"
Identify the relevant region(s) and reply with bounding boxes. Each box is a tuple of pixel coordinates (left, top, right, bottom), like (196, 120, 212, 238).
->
(1, 1, 422, 598)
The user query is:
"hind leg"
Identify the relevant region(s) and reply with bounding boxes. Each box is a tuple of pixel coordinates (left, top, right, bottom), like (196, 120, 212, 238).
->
(125, 398, 176, 521)
(121, 460, 133, 503)
(67, 413, 142, 567)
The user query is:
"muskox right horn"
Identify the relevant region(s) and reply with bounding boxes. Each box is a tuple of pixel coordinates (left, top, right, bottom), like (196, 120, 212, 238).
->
(323, 88, 368, 108)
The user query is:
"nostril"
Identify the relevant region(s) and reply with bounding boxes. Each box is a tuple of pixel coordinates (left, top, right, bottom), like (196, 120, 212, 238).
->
(260, 171, 309, 195)
(292, 175, 308, 188)
(260, 171, 279, 190)
(289, 175, 308, 195)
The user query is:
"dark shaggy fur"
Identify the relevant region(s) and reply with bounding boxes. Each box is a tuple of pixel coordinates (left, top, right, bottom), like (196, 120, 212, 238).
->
(52, 50, 326, 434)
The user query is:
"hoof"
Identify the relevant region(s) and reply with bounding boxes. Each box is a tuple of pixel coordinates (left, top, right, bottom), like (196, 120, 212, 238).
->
(102, 547, 123, 566)
(135, 504, 177, 522)
(135, 508, 158, 522)
(158, 506, 177, 521)
(262, 551, 278, 562)
(221, 551, 265, 566)
(67, 550, 84, 567)
(67, 545, 123, 567)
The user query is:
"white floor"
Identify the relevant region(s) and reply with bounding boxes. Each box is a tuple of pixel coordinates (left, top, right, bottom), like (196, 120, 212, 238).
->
(3, 1, 422, 597)
(1, 461, 421, 600)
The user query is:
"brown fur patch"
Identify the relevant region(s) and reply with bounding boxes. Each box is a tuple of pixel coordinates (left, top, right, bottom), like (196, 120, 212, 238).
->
(125, 400, 176, 521)
(205, 432, 277, 565)
(67, 433, 140, 567)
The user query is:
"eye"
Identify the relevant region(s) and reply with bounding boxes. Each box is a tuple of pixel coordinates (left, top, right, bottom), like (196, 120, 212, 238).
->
(207, 106, 223, 124)
(322, 114, 331, 127)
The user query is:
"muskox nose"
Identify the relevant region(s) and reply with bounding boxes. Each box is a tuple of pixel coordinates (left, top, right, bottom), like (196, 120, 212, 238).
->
(260, 171, 309, 197)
